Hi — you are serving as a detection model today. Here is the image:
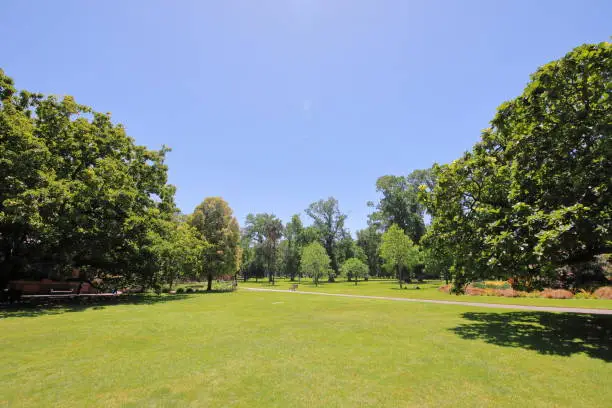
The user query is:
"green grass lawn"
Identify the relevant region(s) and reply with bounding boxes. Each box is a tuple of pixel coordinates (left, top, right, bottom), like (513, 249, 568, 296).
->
(1, 291, 611, 407)
(241, 278, 612, 309)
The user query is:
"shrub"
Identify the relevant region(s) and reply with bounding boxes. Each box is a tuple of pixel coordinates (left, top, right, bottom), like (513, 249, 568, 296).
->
(540, 288, 573, 299)
(472, 281, 512, 290)
(594, 286, 612, 299)
(465, 286, 487, 296)
(185, 288, 194, 293)
(161, 287, 170, 294)
(494, 289, 516, 297)
(176, 288, 185, 294)
(438, 284, 451, 294)
(574, 289, 596, 299)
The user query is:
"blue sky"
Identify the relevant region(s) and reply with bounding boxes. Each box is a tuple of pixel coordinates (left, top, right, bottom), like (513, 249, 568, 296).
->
(2, 1, 611, 233)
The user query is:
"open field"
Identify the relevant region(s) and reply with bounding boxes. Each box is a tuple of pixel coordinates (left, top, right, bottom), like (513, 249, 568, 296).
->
(241, 278, 612, 309)
(2, 290, 611, 407)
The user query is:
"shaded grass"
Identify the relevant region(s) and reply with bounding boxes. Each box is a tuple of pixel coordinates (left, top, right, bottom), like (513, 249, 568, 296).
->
(1, 290, 611, 407)
(241, 278, 612, 309)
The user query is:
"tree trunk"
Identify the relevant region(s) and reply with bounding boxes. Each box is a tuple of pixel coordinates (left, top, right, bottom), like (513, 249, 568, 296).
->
(398, 265, 403, 289)
(207, 273, 213, 291)
(354, 278, 357, 286)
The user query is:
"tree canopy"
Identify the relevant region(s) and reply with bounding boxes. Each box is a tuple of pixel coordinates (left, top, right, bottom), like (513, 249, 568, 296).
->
(305, 197, 347, 277)
(189, 197, 241, 291)
(341, 257, 369, 285)
(300, 242, 331, 287)
(0, 69, 182, 289)
(379, 224, 421, 288)
(421, 41, 612, 290)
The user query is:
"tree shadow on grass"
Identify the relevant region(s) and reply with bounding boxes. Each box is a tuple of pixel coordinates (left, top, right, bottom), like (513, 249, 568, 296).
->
(0, 294, 196, 320)
(451, 312, 612, 362)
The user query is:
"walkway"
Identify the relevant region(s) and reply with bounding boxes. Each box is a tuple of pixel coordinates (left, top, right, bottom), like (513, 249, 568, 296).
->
(244, 287, 612, 315)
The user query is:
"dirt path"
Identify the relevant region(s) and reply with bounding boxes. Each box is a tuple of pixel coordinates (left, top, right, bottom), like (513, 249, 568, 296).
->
(244, 287, 612, 315)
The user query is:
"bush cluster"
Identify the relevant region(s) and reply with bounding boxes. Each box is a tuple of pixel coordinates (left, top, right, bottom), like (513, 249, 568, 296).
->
(439, 282, 612, 300)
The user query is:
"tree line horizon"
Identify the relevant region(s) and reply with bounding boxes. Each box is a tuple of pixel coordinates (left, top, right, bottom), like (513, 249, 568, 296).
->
(1, 41, 610, 292)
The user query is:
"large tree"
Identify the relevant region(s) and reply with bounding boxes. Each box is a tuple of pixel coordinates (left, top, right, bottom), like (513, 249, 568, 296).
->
(422, 41, 612, 290)
(151, 219, 205, 291)
(244, 213, 284, 284)
(283, 214, 304, 281)
(379, 224, 420, 288)
(305, 197, 347, 277)
(0, 69, 176, 289)
(189, 197, 241, 291)
(368, 170, 430, 242)
(356, 225, 383, 278)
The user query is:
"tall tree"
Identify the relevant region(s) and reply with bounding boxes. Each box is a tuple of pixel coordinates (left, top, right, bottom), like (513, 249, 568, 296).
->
(421, 41, 612, 290)
(151, 219, 205, 290)
(305, 197, 347, 277)
(300, 242, 331, 287)
(189, 197, 240, 291)
(379, 224, 420, 288)
(0, 69, 176, 289)
(283, 214, 304, 281)
(244, 213, 284, 284)
(368, 171, 428, 242)
(356, 225, 382, 277)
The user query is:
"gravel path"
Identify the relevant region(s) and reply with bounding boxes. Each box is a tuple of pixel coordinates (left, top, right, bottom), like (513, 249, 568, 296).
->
(244, 287, 612, 315)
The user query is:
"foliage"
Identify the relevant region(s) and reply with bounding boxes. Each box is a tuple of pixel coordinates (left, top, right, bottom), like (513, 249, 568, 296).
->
(379, 224, 421, 288)
(0, 69, 178, 289)
(341, 257, 369, 285)
(574, 289, 597, 299)
(367, 170, 431, 242)
(150, 219, 206, 289)
(305, 197, 347, 276)
(421, 42, 612, 290)
(356, 225, 383, 277)
(281, 214, 304, 280)
(594, 286, 612, 299)
(189, 197, 240, 291)
(244, 213, 283, 283)
(300, 242, 331, 286)
(540, 289, 574, 299)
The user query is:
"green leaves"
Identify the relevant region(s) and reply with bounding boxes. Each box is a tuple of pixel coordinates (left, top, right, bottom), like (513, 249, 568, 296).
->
(0, 70, 177, 286)
(422, 41, 612, 288)
(379, 224, 420, 287)
(189, 197, 241, 288)
(300, 242, 331, 286)
(340, 257, 368, 284)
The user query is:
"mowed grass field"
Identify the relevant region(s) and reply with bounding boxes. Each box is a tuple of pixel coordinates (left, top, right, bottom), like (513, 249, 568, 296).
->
(1, 290, 611, 407)
(242, 278, 612, 309)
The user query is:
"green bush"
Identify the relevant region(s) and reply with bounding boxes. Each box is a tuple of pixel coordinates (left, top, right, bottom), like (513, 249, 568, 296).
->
(176, 288, 185, 294)
(185, 288, 194, 293)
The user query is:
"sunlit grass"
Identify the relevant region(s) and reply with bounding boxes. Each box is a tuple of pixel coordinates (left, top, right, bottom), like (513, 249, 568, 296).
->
(241, 278, 612, 309)
(2, 290, 610, 407)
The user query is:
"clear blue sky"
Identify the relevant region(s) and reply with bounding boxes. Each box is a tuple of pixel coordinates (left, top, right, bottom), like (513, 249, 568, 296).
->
(2, 1, 610, 233)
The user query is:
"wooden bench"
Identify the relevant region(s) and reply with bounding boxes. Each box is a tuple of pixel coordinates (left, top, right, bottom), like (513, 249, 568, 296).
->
(50, 289, 74, 295)
(290, 284, 298, 291)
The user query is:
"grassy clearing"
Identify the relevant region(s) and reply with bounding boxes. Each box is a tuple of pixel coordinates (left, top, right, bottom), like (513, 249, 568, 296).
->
(1, 291, 611, 407)
(241, 278, 612, 309)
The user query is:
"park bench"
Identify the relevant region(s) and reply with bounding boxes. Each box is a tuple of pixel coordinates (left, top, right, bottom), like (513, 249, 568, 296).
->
(290, 284, 298, 291)
(50, 289, 74, 295)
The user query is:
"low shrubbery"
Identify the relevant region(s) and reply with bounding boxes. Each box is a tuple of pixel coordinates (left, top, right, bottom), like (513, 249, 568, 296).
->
(594, 286, 612, 299)
(540, 289, 574, 299)
(439, 281, 612, 300)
